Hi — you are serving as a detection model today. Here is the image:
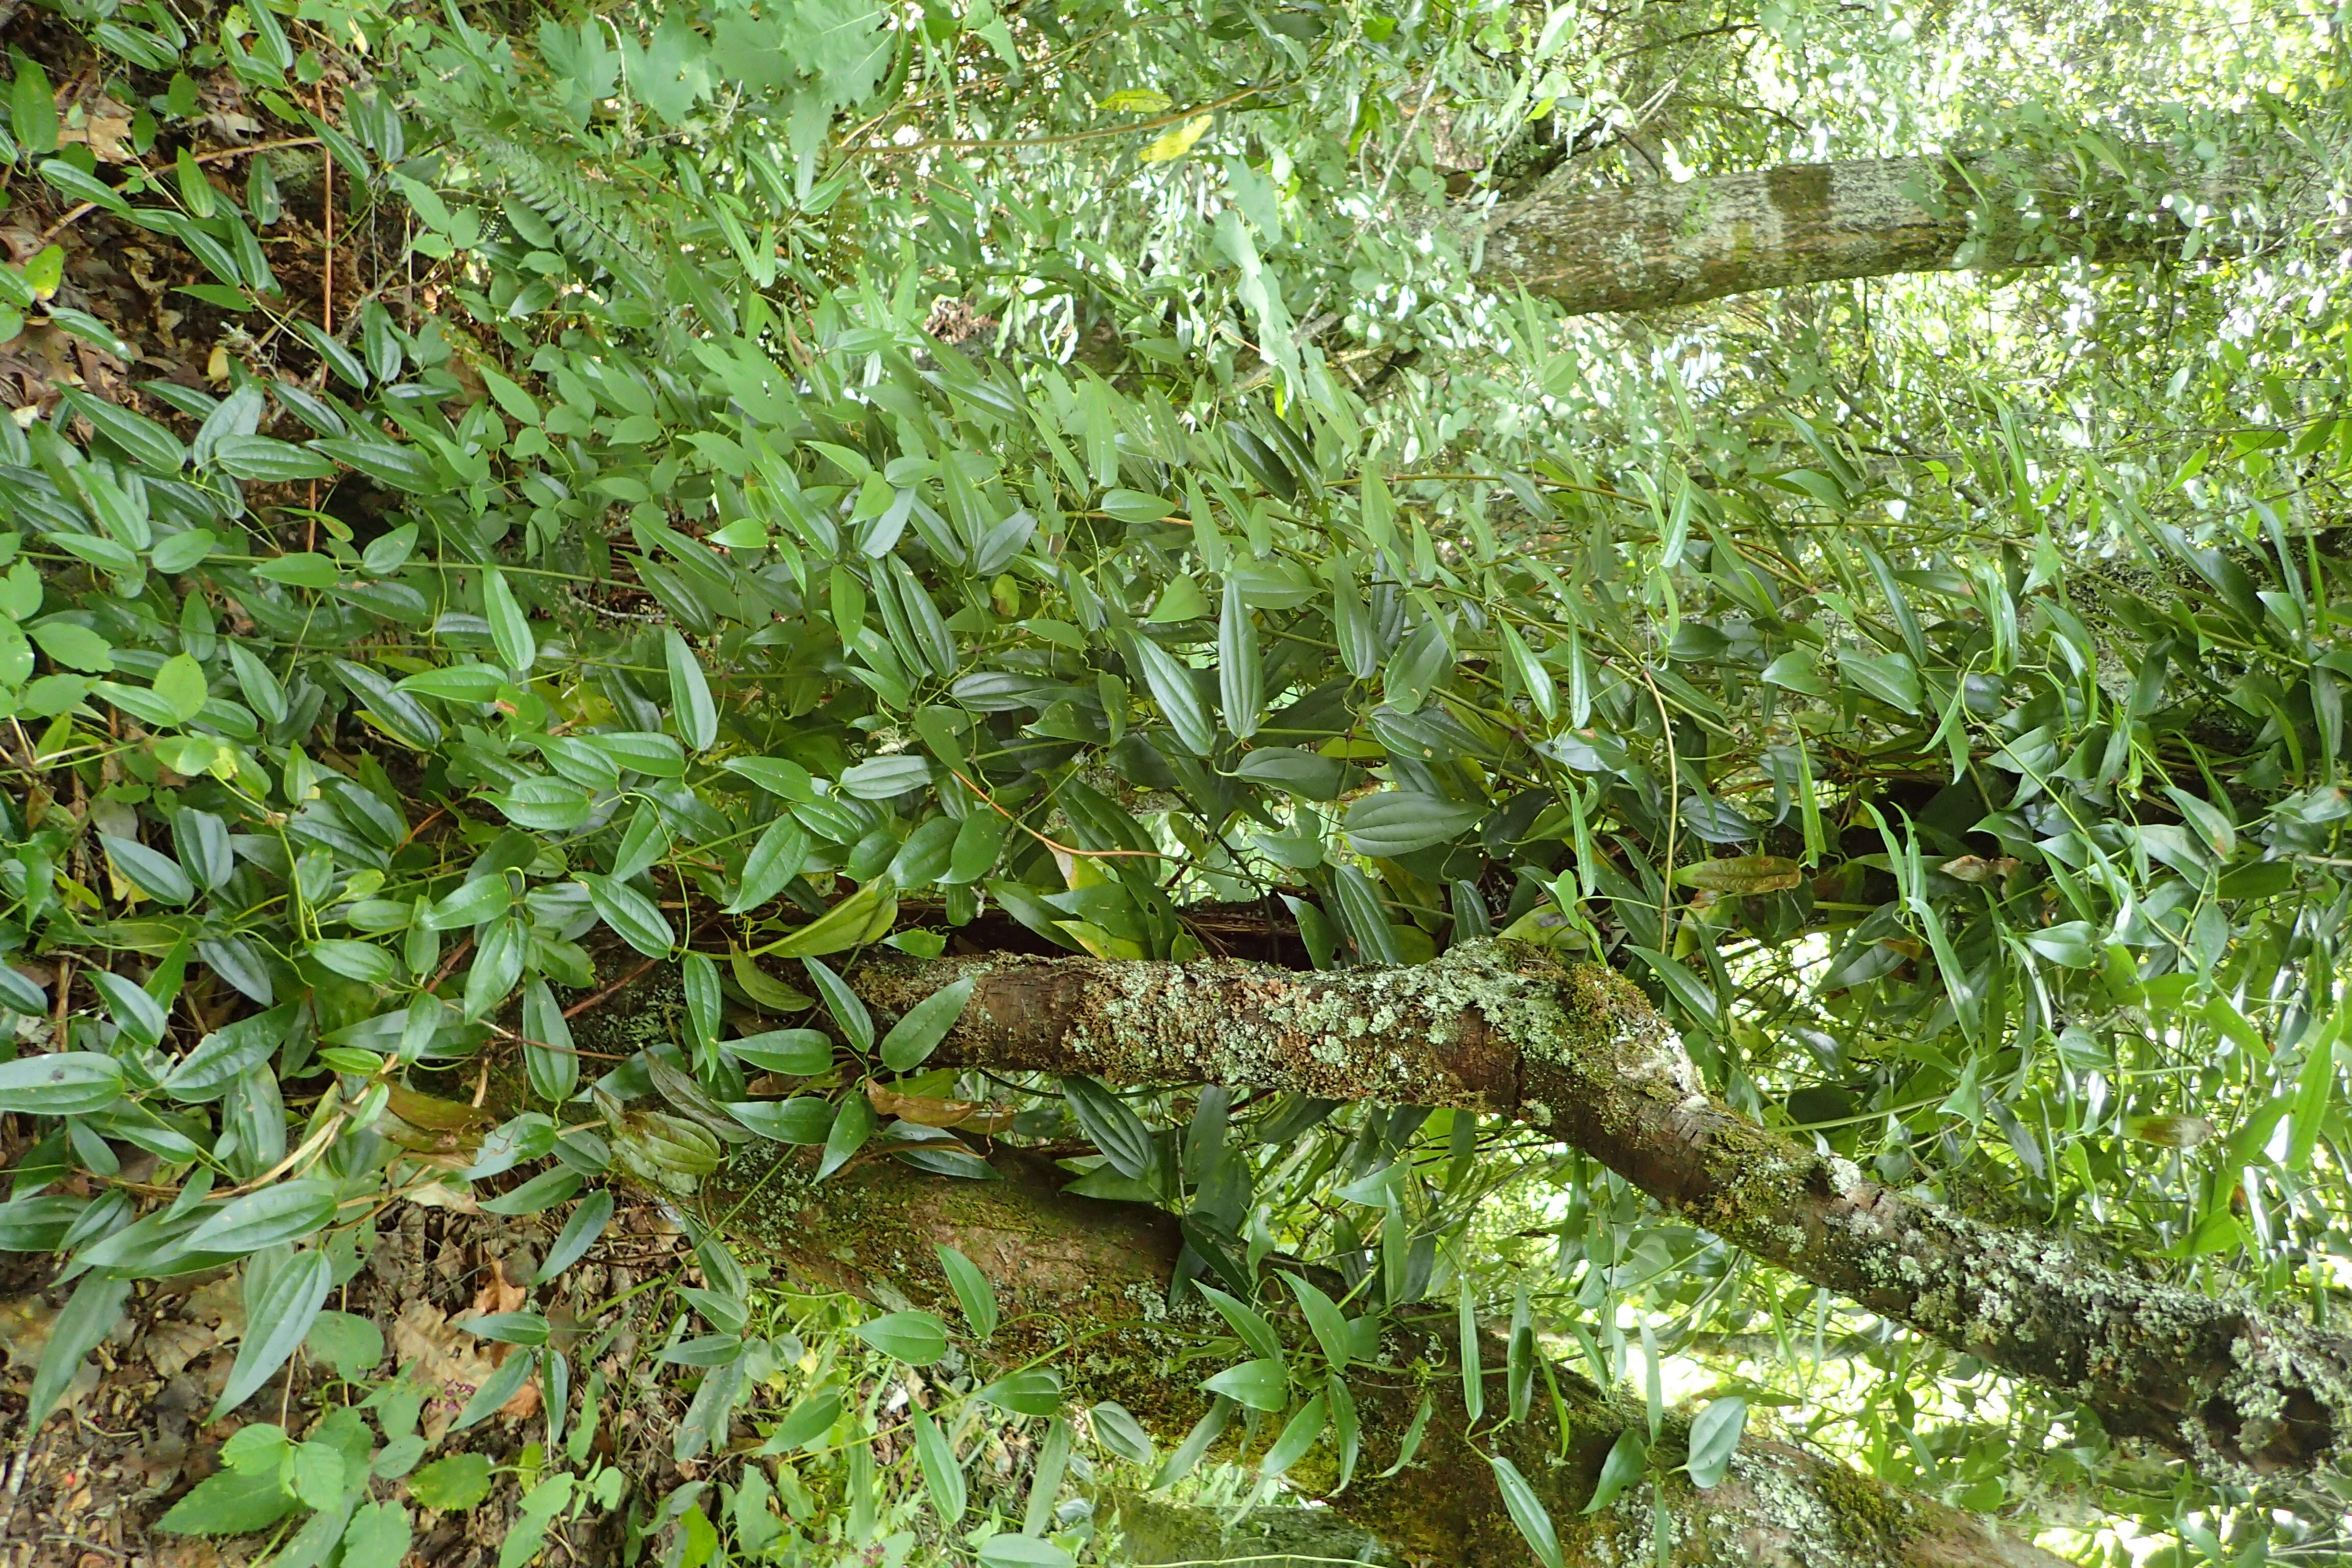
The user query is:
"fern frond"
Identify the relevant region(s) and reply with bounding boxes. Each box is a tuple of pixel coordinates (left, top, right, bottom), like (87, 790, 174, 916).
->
(467, 127, 662, 300)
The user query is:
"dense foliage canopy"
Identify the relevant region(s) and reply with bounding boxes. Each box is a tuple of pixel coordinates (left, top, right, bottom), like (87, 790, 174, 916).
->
(1, 0, 2350, 1563)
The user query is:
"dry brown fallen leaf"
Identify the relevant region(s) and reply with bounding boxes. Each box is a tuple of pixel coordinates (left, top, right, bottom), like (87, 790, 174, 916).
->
(186, 1273, 245, 1339)
(143, 1320, 218, 1381)
(0, 1294, 58, 1371)
(393, 1261, 543, 1439)
(391, 1301, 498, 1443)
(59, 114, 134, 162)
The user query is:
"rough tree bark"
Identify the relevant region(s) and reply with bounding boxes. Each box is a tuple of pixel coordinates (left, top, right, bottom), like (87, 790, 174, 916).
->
(1471, 149, 2252, 314)
(701, 1145, 2068, 1568)
(841, 941, 2352, 1481)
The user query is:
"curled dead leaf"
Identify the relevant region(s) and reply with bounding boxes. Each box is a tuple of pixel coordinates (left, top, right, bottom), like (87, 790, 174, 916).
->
(1939, 855, 2021, 885)
(143, 1320, 218, 1380)
(866, 1081, 1020, 1134)
(387, 1085, 495, 1134)
(392, 1301, 495, 1442)
(2127, 1113, 2216, 1148)
(1674, 855, 1803, 895)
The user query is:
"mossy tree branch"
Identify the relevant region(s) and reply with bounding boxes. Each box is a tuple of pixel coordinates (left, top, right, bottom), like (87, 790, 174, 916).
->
(1469, 142, 2278, 314)
(703, 1146, 2068, 1567)
(841, 941, 2352, 1481)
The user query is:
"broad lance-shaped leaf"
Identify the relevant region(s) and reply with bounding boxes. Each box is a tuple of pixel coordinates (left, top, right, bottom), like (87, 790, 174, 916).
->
(1200, 1358, 1287, 1410)
(1457, 1274, 1483, 1424)
(99, 834, 194, 903)
(855, 1309, 947, 1364)
(664, 628, 717, 751)
(723, 1027, 835, 1075)
(1499, 622, 1557, 722)
(936, 1244, 999, 1339)
(1492, 1455, 1566, 1568)
(728, 1096, 835, 1143)
(817, 1091, 875, 1180)
(584, 874, 674, 957)
(1196, 1284, 1285, 1364)
(0, 1051, 124, 1116)
(727, 816, 812, 913)
(520, 979, 579, 1105)
(750, 882, 897, 959)
(1343, 791, 1483, 857)
(1259, 1392, 1327, 1476)
(536, 1189, 615, 1284)
(910, 1404, 966, 1520)
(185, 1179, 340, 1255)
(1218, 575, 1262, 740)
(214, 1246, 334, 1419)
(483, 567, 535, 673)
(1683, 1395, 1748, 1488)
(1120, 629, 1215, 756)
(802, 957, 875, 1051)
(878, 976, 976, 1072)
(1583, 1429, 1649, 1515)
(1281, 1271, 1353, 1370)
(1060, 1074, 1154, 1180)
(24, 1274, 130, 1433)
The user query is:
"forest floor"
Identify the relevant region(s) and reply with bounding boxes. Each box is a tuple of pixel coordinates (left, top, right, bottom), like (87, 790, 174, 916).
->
(0, 1190, 710, 1568)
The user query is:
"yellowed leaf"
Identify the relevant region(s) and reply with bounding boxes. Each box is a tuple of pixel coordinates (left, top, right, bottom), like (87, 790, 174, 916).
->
(1097, 89, 1172, 114)
(387, 1084, 495, 1134)
(400, 1176, 482, 1207)
(2127, 1114, 2216, 1148)
(1055, 919, 1144, 960)
(1673, 855, 1803, 895)
(1141, 113, 1213, 163)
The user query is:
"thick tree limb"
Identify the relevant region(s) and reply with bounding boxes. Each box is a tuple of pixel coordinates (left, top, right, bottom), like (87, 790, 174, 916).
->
(704, 1145, 2066, 1567)
(1471, 150, 2241, 314)
(847, 941, 2352, 1480)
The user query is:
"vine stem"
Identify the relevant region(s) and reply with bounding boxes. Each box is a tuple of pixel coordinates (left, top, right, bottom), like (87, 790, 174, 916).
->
(946, 765, 1170, 861)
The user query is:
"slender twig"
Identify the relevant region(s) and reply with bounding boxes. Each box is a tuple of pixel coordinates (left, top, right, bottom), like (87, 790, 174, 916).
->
(317, 95, 334, 337)
(561, 954, 662, 1019)
(219, 1106, 349, 1197)
(427, 934, 475, 993)
(481, 1016, 625, 1062)
(395, 803, 450, 852)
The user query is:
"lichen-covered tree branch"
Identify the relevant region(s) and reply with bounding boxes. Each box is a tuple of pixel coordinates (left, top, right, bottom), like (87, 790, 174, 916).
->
(1467, 135, 2315, 314)
(843, 944, 2352, 1480)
